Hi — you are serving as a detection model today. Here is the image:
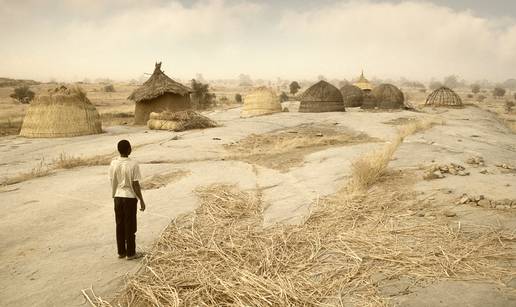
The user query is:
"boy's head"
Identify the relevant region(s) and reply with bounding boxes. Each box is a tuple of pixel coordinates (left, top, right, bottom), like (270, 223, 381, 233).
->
(117, 140, 132, 156)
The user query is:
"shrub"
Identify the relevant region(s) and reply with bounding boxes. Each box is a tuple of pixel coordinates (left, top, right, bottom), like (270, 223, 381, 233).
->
(470, 84, 480, 94)
(235, 93, 242, 103)
(493, 87, 506, 98)
(477, 95, 486, 102)
(10, 86, 35, 103)
(103, 84, 115, 92)
(505, 101, 515, 113)
(279, 92, 289, 102)
(467, 94, 473, 98)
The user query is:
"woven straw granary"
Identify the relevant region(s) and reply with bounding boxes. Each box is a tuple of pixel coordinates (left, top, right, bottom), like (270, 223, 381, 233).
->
(147, 110, 217, 132)
(371, 84, 405, 109)
(340, 84, 364, 107)
(299, 81, 345, 112)
(19, 86, 102, 138)
(128, 62, 192, 125)
(353, 71, 373, 91)
(241, 87, 282, 118)
(425, 87, 463, 107)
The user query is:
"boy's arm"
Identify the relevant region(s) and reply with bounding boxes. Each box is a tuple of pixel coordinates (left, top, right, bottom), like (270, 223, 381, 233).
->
(132, 181, 145, 211)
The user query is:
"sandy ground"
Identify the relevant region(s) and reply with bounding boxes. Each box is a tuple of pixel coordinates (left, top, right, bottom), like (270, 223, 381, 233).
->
(0, 105, 515, 306)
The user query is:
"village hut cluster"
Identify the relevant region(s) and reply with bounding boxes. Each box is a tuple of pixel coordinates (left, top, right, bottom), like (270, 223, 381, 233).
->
(17, 64, 465, 139)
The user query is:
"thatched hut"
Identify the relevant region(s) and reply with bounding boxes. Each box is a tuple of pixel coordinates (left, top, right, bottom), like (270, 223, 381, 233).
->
(340, 84, 364, 107)
(299, 81, 345, 112)
(371, 84, 405, 109)
(20, 86, 102, 138)
(425, 87, 463, 107)
(353, 71, 373, 92)
(241, 87, 282, 118)
(128, 62, 192, 125)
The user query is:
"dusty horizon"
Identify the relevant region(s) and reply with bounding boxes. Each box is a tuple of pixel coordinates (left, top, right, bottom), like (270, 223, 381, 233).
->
(1, 0, 516, 83)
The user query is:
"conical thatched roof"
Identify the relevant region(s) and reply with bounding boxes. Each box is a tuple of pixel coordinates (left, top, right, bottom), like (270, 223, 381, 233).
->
(20, 86, 102, 138)
(340, 84, 364, 107)
(128, 62, 191, 103)
(299, 81, 345, 112)
(241, 87, 282, 118)
(353, 71, 373, 91)
(372, 83, 405, 109)
(425, 87, 463, 107)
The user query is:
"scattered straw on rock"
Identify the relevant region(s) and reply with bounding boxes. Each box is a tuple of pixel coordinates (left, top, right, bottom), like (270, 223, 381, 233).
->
(87, 179, 513, 306)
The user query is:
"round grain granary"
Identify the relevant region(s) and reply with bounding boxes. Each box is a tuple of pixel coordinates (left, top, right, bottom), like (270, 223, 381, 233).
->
(241, 87, 282, 118)
(425, 87, 463, 107)
(340, 84, 364, 107)
(372, 83, 405, 109)
(20, 86, 102, 138)
(299, 80, 345, 112)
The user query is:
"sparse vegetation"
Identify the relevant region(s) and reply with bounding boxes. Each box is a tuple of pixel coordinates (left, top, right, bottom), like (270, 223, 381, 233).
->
(289, 81, 301, 95)
(477, 94, 486, 102)
(349, 118, 444, 192)
(10, 85, 35, 103)
(191, 79, 216, 109)
(470, 84, 480, 94)
(493, 87, 506, 98)
(102, 84, 115, 92)
(234, 93, 242, 103)
(429, 81, 443, 90)
(505, 100, 515, 113)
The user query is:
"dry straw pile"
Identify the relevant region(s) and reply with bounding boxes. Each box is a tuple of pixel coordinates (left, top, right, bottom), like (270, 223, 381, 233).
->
(20, 86, 102, 138)
(87, 182, 512, 306)
(85, 117, 511, 306)
(147, 110, 218, 132)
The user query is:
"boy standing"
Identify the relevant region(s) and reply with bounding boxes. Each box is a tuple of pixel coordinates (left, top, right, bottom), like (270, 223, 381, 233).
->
(108, 140, 146, 260)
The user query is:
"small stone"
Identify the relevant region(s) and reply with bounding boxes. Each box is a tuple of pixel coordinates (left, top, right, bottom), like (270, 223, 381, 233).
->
(212, 137, 221, 140)
(449, 168, 458, 175)
(171, 135, 179, 140)
(315, 133, 323, 137)
(478, 199, 490, 208)
(417, 212, 426, 217)
(480, 169, 488, 174)
(459, 195, 470, 204)
(444, 211, 457, 217)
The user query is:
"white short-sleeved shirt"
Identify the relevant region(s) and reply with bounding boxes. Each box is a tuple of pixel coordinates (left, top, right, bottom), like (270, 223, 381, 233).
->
(109, 157, 142, 198)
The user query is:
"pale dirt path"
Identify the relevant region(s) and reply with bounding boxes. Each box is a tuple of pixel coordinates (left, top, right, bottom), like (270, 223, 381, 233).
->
(0, 106, 514, 306)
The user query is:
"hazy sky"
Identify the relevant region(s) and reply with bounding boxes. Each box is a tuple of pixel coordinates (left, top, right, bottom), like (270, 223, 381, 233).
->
(1, 0, 515, 82)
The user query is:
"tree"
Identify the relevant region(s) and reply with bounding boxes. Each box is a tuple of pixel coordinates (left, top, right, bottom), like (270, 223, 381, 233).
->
(10, 86, 35, 103)
(289, 81, 301, 95)
(443, 75, 460, 89)
(493, 87, 506, 99)
(470, 84, 480, 94)
(103, 84, 115, 92)
(502, 78, 516, 90)
(279, 92, 289, 102)
(235, 93, 242, 103)
(505, 100, 514, 113)
(191, 79, 216, 109)
(429, 81, 443, 91)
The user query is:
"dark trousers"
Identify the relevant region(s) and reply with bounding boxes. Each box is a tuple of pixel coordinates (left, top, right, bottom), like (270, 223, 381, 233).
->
(114, 197, 138, 256)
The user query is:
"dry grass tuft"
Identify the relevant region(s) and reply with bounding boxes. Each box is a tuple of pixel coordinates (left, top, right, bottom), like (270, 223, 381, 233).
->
(54, 153, 113, 169)
(140, 170, 190, 190)
(86, 179, 513, 306)
(0, 118, 23, 136)
(348, 117, 444, 192)
(0, 160, 52, 186)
